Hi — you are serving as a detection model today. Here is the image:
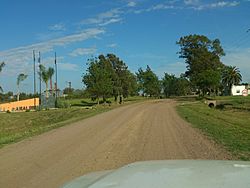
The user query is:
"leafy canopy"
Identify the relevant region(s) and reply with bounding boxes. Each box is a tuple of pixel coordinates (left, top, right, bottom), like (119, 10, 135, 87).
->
(177, 34, 225, 94)
(136, 65, 161, 97)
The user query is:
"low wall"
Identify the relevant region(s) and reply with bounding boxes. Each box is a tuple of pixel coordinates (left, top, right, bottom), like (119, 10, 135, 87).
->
(0, 98, 39, 112)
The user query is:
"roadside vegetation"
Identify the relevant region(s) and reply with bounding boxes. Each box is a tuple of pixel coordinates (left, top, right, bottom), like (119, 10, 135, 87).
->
(0, 96, 146, 148)
(177, 96, 250, 160)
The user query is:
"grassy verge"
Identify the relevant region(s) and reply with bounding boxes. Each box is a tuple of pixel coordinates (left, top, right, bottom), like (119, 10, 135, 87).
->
(0, 96, 147, 148)
(177, 97, 250, 160)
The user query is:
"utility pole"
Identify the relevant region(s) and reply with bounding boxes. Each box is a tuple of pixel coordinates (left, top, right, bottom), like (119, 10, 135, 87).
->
(38, 51, 42, 109)
(33, 50, 36, 109)
(55, 52, 58, 107)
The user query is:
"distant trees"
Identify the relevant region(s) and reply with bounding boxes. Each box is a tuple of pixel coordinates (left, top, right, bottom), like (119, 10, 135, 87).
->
(162, 73, 191, 97)
(63, 87, 74, 95)
(0, 91, 14, 102)
(222, 65, 242, 95)
(136, 65, 161, 97)
(177, 34, 225, 95)
(17, 73, 28, 101)
(0, 62, 5, 92)
(83, 54, 139, 104)
(39, 65, 54, 98)
(0, 92, 39, 103)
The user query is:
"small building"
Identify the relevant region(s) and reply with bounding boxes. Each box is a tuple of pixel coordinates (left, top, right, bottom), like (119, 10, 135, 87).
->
(231, 85, 247, 96)
(0, 98, 39, 112)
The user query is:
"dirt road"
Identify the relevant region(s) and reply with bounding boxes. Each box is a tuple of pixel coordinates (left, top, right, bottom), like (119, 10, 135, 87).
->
(0, 100, 231, 188)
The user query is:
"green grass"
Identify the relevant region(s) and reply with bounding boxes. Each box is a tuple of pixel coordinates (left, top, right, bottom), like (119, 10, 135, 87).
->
(0, 96, 146, 148)
(0, 107, 111, 148)
(61, 96, 148, 107)
(177, 97, 250, 160)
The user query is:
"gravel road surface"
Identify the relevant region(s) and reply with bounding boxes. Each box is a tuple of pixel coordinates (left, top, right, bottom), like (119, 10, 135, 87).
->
(0, 100, 231, 188)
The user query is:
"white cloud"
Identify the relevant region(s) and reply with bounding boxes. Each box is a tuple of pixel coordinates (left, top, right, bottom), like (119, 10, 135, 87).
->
(184, 0, 199, 5)
(69, 47, 96, 57)
(127, 1, 137, 7)
(42, 56, 64, 66)
(192, 1, 240, 10)
(151, 4, 175, 10)
(59, 63, 79, 71)
(79, 8, 123, 26)
(0, 28, 104, 76)
(99, 18, 123, 26)
(36, 56, 79, 72)
(134, 0, 240, 13)
(107, 43, 117, 48)
(48, 23, 66, 31)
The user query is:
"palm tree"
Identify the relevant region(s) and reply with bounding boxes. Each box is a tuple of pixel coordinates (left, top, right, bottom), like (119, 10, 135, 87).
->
(47, 67, 55, 94)
(39, 65, 50, 98)
(0, 62, 5, 92)
(17, 73, 28, 101)
(222, 66, 242, 95)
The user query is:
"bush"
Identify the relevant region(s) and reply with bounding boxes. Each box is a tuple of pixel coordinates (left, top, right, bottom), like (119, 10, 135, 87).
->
(57, 100, 70, 108)
(6, 110, 11, 113)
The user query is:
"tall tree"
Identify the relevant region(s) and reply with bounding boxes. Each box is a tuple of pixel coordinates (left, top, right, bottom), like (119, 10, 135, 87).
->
(177, 34, 225, 95)
(136, 65, 161, 97)
(0, 62, 5, 92)
(107, 53, 127, 102)
(47, 67, 55, 93)
(222, 65, 242, 95)
(17, 73, 28, 101)
(82, 55, 114, 104)
(106, 53, 138, 102)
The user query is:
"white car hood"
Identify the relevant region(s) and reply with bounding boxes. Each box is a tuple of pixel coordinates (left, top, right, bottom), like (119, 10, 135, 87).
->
(62, 160, 250, 188)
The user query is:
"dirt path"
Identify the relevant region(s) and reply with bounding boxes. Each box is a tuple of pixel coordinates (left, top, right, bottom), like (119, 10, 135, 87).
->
(0, 100, 231, 188)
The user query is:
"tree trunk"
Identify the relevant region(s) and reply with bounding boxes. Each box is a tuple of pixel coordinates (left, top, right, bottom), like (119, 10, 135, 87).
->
(17, 85, 20, 101)
(103, 96, 106, 105)
(97, 97, 100, 105)
(50, 78, 53, 94)
(46, 82, 49, 99)
(119, 95, 123, 104)
(229, 84, 232, 96)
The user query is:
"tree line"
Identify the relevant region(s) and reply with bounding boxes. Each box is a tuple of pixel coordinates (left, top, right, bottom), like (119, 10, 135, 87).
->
(82, 54, 192, 102)
(0, 34, 243, 103)
(83, 35, 243, 102)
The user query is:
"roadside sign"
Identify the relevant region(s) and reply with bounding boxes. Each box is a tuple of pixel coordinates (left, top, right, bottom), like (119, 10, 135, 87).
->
(242, 89, 248, 97)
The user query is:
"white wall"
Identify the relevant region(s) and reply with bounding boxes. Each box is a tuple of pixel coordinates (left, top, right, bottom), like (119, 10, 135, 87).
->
(231, 85, 247, 96)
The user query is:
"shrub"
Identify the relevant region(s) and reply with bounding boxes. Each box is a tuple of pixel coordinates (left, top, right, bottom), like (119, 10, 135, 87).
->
(57, 100, 70, 108)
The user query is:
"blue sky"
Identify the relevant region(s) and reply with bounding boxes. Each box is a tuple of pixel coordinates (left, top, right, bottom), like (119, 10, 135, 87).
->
(0, 0, 250, 93)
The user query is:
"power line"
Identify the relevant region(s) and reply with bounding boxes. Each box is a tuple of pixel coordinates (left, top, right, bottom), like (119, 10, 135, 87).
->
(226, 28, 250, 52)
